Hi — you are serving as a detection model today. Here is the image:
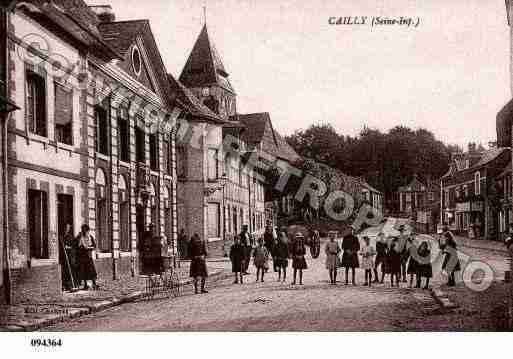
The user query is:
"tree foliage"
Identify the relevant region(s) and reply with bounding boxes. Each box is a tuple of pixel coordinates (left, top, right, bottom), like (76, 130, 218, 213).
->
(285, 124, 462, 207)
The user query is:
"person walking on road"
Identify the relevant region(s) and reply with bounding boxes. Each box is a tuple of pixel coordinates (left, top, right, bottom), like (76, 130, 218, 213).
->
(229, 236, 244, 284)
(341, 227, 360, 285)
(275, 231, 290, 282)
(360, 236, 376, 287)
(253, 238, 270, 282)
(325, 234, 341, 284)
(374, 232, 388, 284)
(291, 233, 308, 285)
(188, 233, 209, 294)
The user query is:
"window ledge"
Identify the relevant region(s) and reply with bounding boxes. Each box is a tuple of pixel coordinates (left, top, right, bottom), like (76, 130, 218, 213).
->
(30, 258, 57, 267)
(119, 251, 133, 257)
(96, 153, 111, 162)
(57, 142, 75, 152)
(29, 133, 49, 143)
(207, 237, 222, 243)
(96, 252, 112, 259)
(119, 160, 130, 168)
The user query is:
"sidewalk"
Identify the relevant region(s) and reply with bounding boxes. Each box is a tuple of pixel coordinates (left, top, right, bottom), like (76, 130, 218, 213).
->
(0, 259, 231, 331)
(453, 235, 508, 254)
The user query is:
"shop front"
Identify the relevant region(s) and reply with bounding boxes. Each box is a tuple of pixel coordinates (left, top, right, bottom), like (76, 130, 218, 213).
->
(455, 200, 484, 238)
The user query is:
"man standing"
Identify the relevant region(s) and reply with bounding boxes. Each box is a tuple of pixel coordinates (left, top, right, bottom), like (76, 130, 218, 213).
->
(341, 226, 360, 285)
(188, 233, 208, 294)
(397, 225, 410, 283)
(240, 225, 251, 275)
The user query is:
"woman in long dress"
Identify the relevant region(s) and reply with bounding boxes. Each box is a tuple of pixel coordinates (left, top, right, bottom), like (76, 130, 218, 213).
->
(325, 235, 341, 285)
(341, 227, 360, 285)
(76, 224, 98, 290)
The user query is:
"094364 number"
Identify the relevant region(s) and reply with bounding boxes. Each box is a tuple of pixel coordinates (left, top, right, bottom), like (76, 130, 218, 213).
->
(30, 338, 63, 348)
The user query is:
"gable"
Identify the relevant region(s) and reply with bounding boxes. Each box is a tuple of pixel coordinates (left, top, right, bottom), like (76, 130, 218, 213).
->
(117, 42, 157, 93)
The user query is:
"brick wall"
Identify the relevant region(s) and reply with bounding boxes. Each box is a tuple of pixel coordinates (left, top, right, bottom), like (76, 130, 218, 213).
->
(10, 265, 61, 303)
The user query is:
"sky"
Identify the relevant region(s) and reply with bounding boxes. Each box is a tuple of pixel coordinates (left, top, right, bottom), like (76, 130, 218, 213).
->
(101, 0, 511, 148)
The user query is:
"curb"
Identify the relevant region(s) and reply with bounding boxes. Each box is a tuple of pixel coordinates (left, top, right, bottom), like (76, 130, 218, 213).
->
(0, 268, 231, 332)
(430, 286, 459, 310)
(458, 243, 508, 255)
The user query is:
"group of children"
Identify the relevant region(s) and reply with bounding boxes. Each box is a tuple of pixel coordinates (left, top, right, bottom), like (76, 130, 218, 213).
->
(358, 228, 433, 289)
(229, 224, 434, 290)
(229, 229, 308, 285)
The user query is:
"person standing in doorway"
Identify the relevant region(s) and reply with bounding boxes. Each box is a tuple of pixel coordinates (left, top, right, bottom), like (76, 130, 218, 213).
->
(77, 224, 98, 290)
(325, 234, 341, 284)
(341, 226, 360, 285)
(188, 233, 209, 294)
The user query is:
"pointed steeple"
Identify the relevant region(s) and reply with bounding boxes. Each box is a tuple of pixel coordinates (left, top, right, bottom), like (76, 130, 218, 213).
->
(179, 24, 235, 94)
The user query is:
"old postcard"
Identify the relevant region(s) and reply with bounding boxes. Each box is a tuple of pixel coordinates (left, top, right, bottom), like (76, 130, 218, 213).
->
(1, 0, 513, 354)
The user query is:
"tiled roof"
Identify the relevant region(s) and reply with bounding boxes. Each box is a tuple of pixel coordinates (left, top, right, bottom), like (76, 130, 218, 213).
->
(167, 74, 225, 123)
(237, 112, 300, 163)
(179, 25, 235, 93)
(473, 147, 509, 168)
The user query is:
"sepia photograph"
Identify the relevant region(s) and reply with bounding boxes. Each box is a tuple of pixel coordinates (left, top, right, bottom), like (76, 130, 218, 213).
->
(1, 0, 513, 351)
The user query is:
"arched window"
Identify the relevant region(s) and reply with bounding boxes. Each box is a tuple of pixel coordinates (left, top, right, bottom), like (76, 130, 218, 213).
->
(118, 174, 130, 251)
(96, 168, 110, 252)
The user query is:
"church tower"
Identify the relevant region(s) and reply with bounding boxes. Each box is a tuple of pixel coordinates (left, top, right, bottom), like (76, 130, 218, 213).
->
(179, 24, 236, 120)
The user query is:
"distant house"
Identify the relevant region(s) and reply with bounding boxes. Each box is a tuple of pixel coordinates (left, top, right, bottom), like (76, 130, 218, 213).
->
(441, 144, 511, 240)
(396, 175, 440, 233)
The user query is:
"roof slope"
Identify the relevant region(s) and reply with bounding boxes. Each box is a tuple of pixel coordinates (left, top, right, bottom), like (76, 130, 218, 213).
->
(237, 112, 300, 163)
(473, 147, 509, 168)
(167, 74, 225, 123)
(179, 25, 234, 93)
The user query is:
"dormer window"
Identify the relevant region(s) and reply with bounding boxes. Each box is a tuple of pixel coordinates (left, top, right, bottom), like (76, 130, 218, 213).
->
(131, 46, 142, 76)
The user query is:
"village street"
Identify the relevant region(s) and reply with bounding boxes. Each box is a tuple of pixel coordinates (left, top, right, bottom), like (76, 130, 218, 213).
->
(45, 219, 510, 331)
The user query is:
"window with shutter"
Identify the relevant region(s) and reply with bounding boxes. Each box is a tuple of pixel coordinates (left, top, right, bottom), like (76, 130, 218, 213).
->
(54, 82, 73, 145)
(26, 71, 47, 137)
(28, 189, 49, 259)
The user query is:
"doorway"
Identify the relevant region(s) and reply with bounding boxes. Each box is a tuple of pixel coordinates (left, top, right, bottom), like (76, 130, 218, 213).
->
(57, 194, 74, 290)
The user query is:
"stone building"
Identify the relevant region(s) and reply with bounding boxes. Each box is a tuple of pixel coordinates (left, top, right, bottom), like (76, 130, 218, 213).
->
(1, 1, 180, 303)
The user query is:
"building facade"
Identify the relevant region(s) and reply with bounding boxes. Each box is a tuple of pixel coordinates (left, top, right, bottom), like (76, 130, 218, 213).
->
(441, 145, 510, 241)
(3, 1, 180, 303)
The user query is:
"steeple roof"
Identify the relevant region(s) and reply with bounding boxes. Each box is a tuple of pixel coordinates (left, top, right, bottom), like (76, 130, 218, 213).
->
(179, 25, 235, 94)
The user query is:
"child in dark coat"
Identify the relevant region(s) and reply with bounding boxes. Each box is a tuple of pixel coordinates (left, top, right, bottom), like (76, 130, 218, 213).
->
(387, 237, 402, 287)
(230, 237, 244, 284)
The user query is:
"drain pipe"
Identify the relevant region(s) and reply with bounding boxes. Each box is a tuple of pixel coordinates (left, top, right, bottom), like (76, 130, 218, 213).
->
(1, 5, 12, 304)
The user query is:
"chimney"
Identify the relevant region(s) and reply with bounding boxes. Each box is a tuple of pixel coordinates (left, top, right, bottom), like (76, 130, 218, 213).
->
(89, 5, 115, 23)
(468, 142, 476, 153)
(488, 141, 497, 149)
